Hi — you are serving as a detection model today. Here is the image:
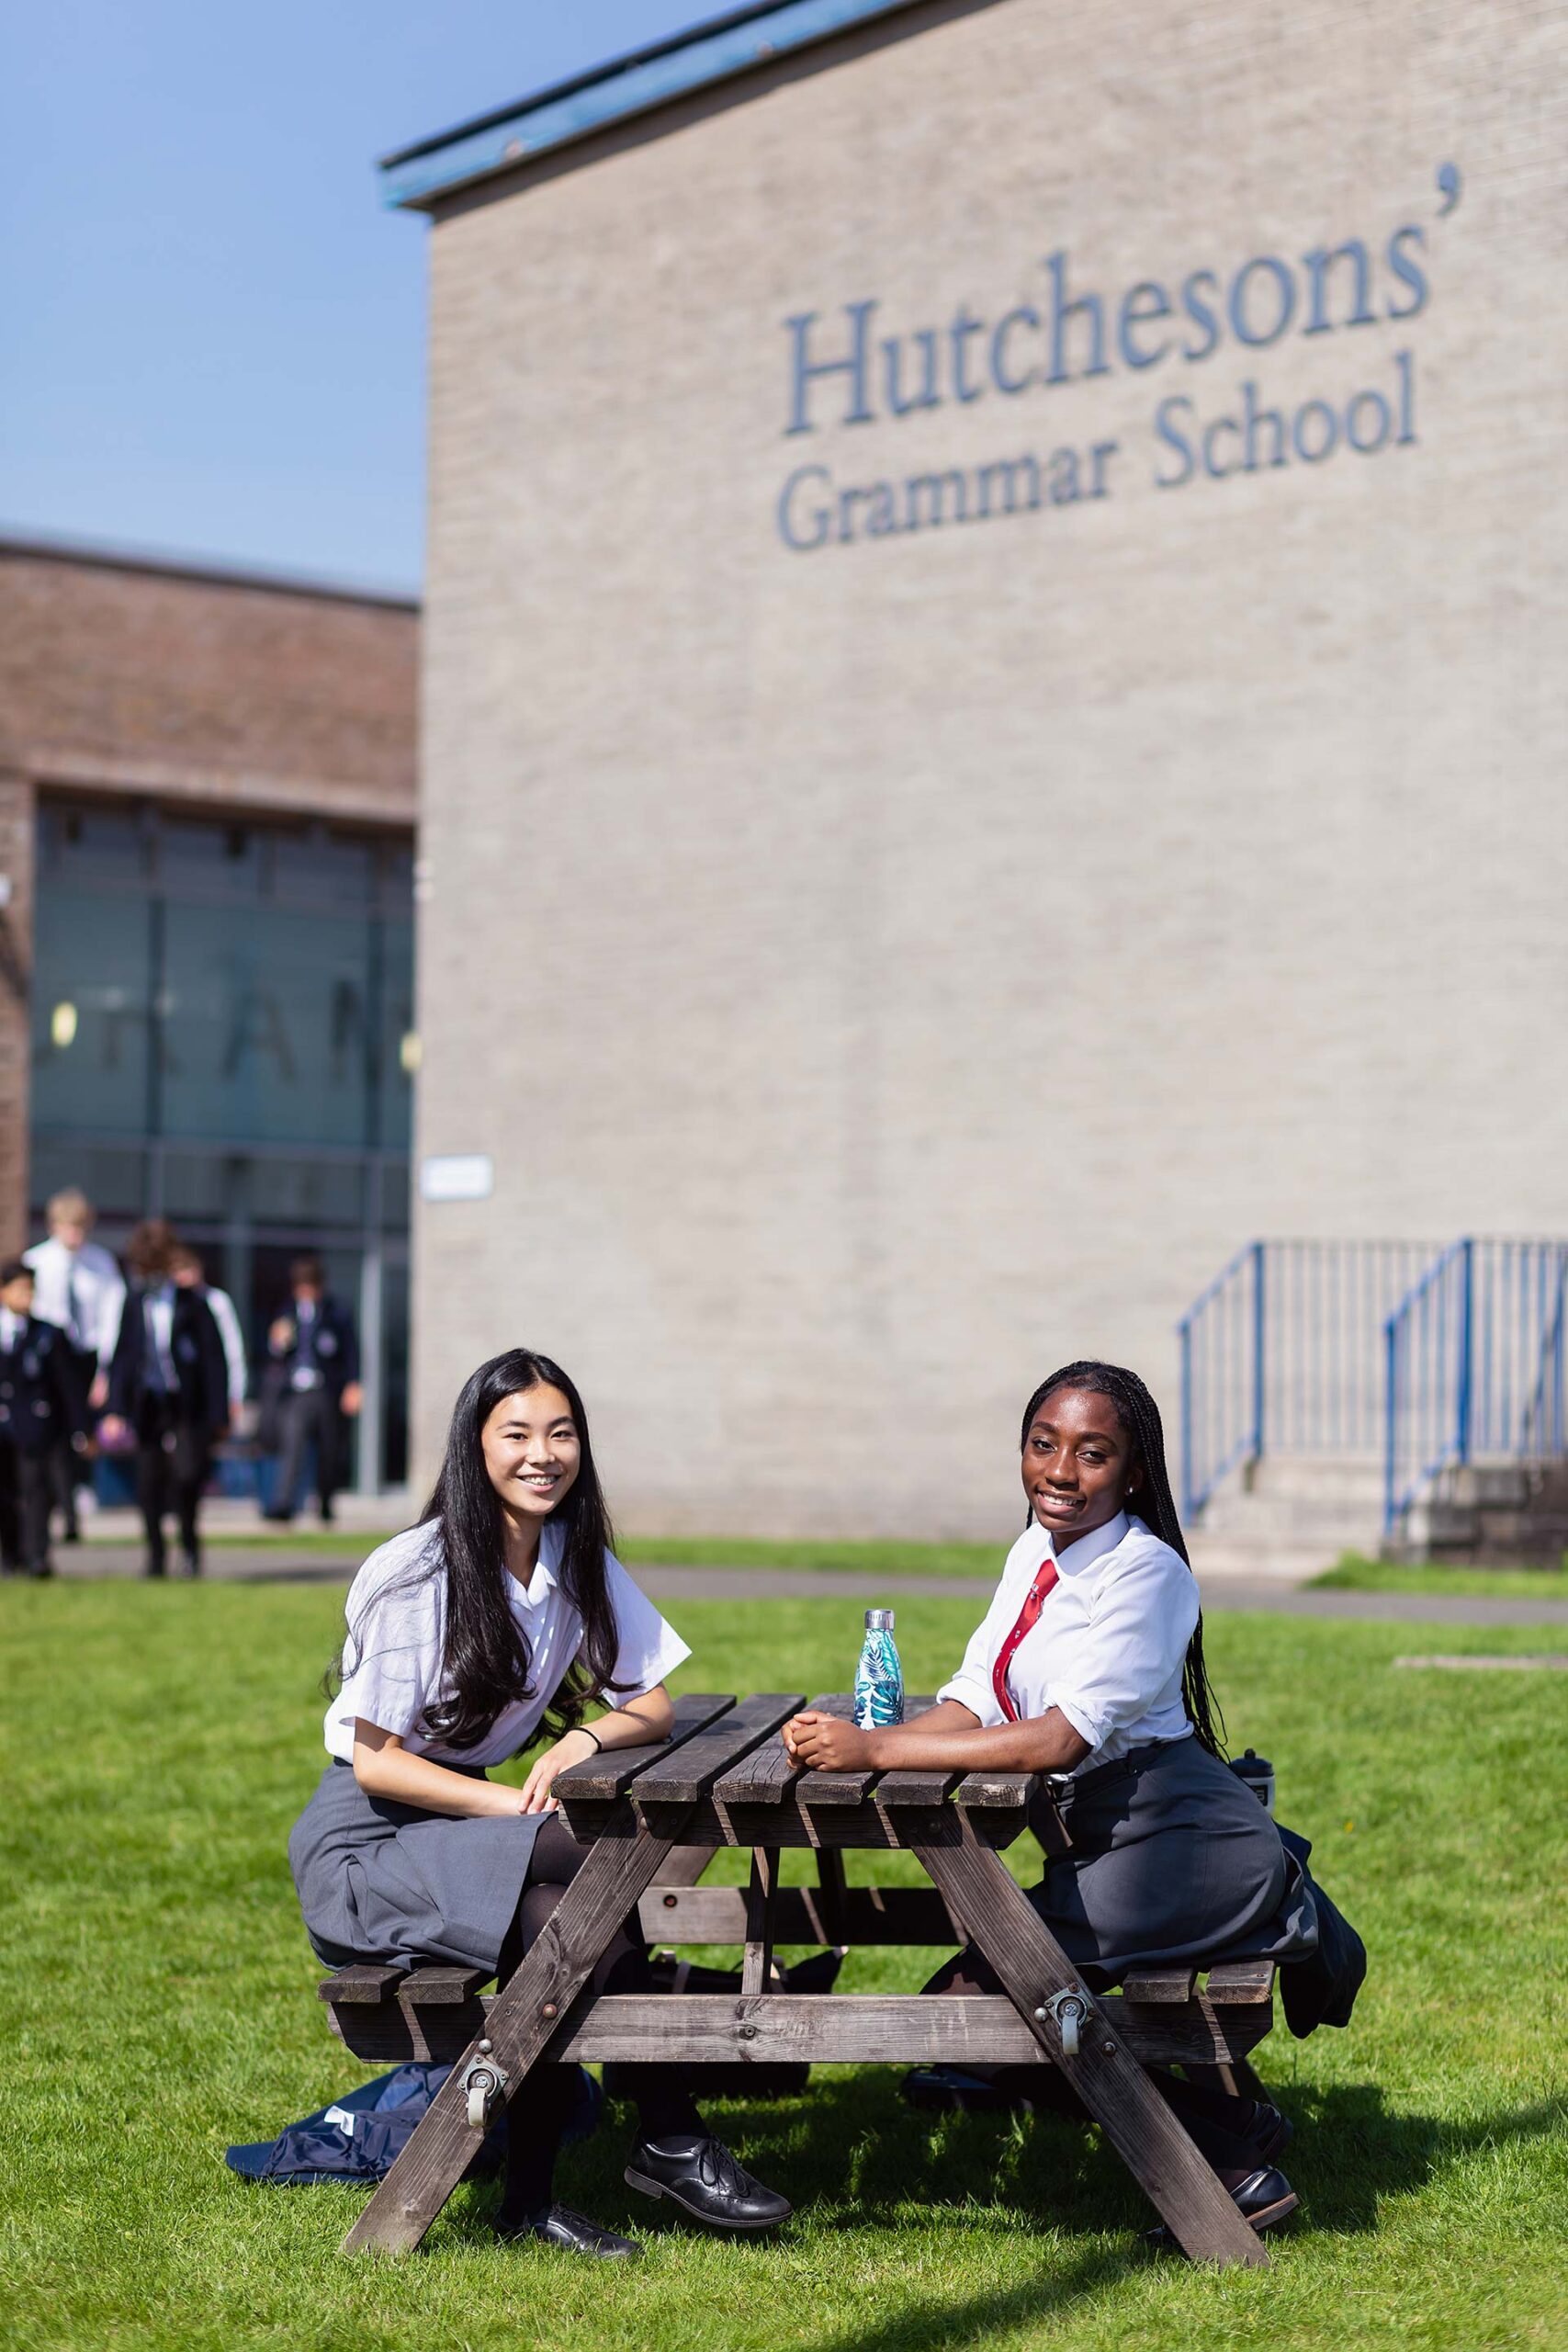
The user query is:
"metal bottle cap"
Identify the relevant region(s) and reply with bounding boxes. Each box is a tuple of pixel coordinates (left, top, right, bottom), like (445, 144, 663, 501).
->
(864, 1608, 896, 1631)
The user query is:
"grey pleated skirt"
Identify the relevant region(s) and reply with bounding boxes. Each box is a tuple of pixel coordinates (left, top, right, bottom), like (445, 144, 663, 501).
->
(1025, 1736, 1320, 1984)
(288, 1759, 544, 1973)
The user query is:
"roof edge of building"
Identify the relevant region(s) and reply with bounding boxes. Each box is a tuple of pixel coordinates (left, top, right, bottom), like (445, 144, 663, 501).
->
(378, 0, 925, 211)
(0, 526, 421, 614)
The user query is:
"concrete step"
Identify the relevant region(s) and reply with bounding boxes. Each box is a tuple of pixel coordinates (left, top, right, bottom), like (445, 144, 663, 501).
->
(1187, 1533, 1344, 1582)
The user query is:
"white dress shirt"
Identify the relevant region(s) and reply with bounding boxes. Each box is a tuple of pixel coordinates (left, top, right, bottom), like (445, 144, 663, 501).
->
(324, 1518, 692, 1765)
(936, 1511, 1199, 1771)
(0, 1307, 26, 1353)
(24, 1236, 126, 1369)
(202, 1283, 247, 1415)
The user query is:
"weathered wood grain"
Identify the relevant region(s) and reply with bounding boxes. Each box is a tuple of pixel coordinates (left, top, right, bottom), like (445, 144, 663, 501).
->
(317, 1964, 402, 2005)
(1202, 1960, 1277, 2004)
(740, 1846, 780, 1996)
(1121, 1967, 1198, 2005)
(633, 1694, 807, 1811)
(713, 1691, 843, 1805)
(550, 1691, 734, 1808)
(913, 1825, 1268, 2267)
(327, 1985, 1274, 2072)
(342, 1809, 681, 2256)
(797, 1697, 940, 1808)
(399, 1966, 488, 2005)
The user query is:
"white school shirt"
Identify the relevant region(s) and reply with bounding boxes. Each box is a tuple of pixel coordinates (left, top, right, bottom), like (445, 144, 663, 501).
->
(24, 1236, 126, 1369)
(936, 1511, 1199, 1772)
(202, 1283, 247, 1414)
(324, 1518, 692, 1766)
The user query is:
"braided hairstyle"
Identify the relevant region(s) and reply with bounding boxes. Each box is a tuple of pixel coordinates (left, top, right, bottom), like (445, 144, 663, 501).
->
(1020, 1359, 1226, 1758)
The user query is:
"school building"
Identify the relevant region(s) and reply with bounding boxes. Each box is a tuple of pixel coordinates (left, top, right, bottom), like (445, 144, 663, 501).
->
(380, 0, 1566, 1557)
(0, 535, 420, 1487)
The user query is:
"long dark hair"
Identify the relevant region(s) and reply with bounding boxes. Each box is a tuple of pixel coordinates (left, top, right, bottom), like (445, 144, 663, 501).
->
(1019, 1359, 1226, 1758)
(336, 1349, 629, 1752)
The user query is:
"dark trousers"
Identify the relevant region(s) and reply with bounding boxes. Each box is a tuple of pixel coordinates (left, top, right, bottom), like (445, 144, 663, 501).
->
(0, 1442, 51, 1571)
(133, 1396, 210, 1571)
(47, 1345, 96, 1536)
(498, 1815, 701, 2217)
(273, 1386, 345, 1517)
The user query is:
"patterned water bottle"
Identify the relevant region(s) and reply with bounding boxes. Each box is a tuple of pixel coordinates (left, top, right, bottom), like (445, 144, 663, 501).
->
(854, 1608, 904, 1729)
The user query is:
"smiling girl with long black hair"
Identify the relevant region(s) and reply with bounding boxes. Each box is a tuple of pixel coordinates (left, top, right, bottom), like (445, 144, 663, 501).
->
(288, 1347, 790, 2257)
(784, 1360, 1347, 2243)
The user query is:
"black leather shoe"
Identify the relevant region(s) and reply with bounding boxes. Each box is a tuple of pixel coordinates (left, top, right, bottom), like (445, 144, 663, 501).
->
(625, 2134, 792, 2233)
(494, 2203, 640, 2259)
(1144, 2166, 1299, 2252)
(180, 1548, 202, 1577)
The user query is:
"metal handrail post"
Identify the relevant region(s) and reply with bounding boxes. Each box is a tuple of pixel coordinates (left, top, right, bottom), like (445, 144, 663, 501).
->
(1382, 1310, 1399, 1535)
(1456, 1236, 1474, 1466)
(1250, 1239, 1266, 1465)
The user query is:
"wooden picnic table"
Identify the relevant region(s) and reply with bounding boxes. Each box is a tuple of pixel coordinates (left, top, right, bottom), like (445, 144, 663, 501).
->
(327, 1693, 1278, 2266)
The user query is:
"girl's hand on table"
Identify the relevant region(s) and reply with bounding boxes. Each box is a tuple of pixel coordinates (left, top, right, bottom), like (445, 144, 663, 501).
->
(517, 1725, 602, 1814)
(783, 1712, 874, 1773)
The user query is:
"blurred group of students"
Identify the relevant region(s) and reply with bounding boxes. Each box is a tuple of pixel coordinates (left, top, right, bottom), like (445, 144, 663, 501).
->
(0, 1187, 361, 1580)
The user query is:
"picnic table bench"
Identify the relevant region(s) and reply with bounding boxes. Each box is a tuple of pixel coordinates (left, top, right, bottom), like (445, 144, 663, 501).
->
(323, 1693, 1280, 2266)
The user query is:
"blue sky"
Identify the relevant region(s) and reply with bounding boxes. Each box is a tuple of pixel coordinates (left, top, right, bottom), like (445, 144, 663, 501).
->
(0, 3, 701, 593)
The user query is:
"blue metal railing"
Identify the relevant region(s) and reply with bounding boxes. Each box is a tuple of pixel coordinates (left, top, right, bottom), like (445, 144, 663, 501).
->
(1178, 1238, 1442, 1521)
(1384, 1238, 1568, 1527)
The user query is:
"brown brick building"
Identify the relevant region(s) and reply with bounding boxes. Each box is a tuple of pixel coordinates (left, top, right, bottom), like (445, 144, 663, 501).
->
(0, 536, 419, 1485)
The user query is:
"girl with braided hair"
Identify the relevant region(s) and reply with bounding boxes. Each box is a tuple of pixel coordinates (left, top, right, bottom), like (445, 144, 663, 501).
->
(784, 1360, 1320, 2240)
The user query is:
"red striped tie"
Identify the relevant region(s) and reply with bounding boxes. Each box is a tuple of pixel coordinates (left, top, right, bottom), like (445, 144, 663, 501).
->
(992, 1555, 1059, 1723)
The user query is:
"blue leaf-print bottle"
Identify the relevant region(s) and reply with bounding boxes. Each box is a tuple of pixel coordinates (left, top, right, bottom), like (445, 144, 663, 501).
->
(854, 1608, 905, 1729)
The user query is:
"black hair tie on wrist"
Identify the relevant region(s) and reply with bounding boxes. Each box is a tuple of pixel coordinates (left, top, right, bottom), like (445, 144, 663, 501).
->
(581, 1726, 603, 1754)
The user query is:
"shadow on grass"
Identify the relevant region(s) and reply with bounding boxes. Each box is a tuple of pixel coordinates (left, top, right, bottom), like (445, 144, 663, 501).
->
(488, 2066, 1568, 2275)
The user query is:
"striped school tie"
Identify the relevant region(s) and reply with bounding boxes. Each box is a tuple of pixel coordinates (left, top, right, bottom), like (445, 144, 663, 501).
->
(991, 1554, 1059, 1723)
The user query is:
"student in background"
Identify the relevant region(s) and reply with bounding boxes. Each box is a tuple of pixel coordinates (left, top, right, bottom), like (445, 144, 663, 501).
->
(261, 1256, 361, 1524)
(170, 1244, 248, 1428)
(100, 1221, 229, 1578)
(0, 1258, 86, 1578)
(24, 1185, 126, 1542)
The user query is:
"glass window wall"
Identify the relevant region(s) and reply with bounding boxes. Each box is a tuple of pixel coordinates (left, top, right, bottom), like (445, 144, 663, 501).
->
(28, 798, 416, 1490)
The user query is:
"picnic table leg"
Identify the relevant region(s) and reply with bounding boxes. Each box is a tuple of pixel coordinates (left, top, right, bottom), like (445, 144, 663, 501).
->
(911, 1827, 1269, 2268)
(342, 1812, 682, 2256)
(740, 1847, 780, 1996)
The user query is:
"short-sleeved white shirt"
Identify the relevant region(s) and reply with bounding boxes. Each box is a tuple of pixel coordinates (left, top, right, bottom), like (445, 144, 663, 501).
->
(323, 1518, 691, 1766)
(935, 1511, 1199, 1770)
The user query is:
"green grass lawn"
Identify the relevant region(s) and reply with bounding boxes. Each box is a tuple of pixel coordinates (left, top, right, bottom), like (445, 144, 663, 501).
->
(2, 1581, 1563, 2352)
(1311, 1553, 1568, 1601)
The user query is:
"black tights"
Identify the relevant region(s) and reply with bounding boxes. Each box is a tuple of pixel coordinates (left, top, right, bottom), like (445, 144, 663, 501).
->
(923, 1943, 1272, 2189)
(498, 1815, 703, 2220)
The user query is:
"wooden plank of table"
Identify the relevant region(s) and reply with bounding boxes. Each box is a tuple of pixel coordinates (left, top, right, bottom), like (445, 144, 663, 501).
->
(552, 1692, 735, 1806)
(797, 1697, 940, 1808)
(400, 1967, 488, 2004)
(1202, 1960, 1276, 2004)
(637, 1882, 959, 1946)
(672, 1791, 1026, 1851)
(327, 1985, 1274, 2072)
(317, 1964, 403, 2005)
(953, 1768, 1038, 1811)
(1121, 1967, 1199, 2005)
(874, 1763, 961, 1809)
(912, 1822, 1268, 2267)
(740, 1846, 780, 1996)
(714, 1692, 844, 1806)
(632, 1693, 807, 1813)
(342, 1811, 682, 2256)
(549, 1991, 1277, 2070)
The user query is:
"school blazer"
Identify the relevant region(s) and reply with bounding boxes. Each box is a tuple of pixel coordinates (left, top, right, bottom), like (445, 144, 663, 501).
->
(0, 1315, 86, 1457)
(265, 1295, 360, 1404)
(107, 1285, 229, 1437)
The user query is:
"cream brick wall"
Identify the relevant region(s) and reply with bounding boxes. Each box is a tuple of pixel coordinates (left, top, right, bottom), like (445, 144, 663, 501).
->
(412, 0, 1568, 1538)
